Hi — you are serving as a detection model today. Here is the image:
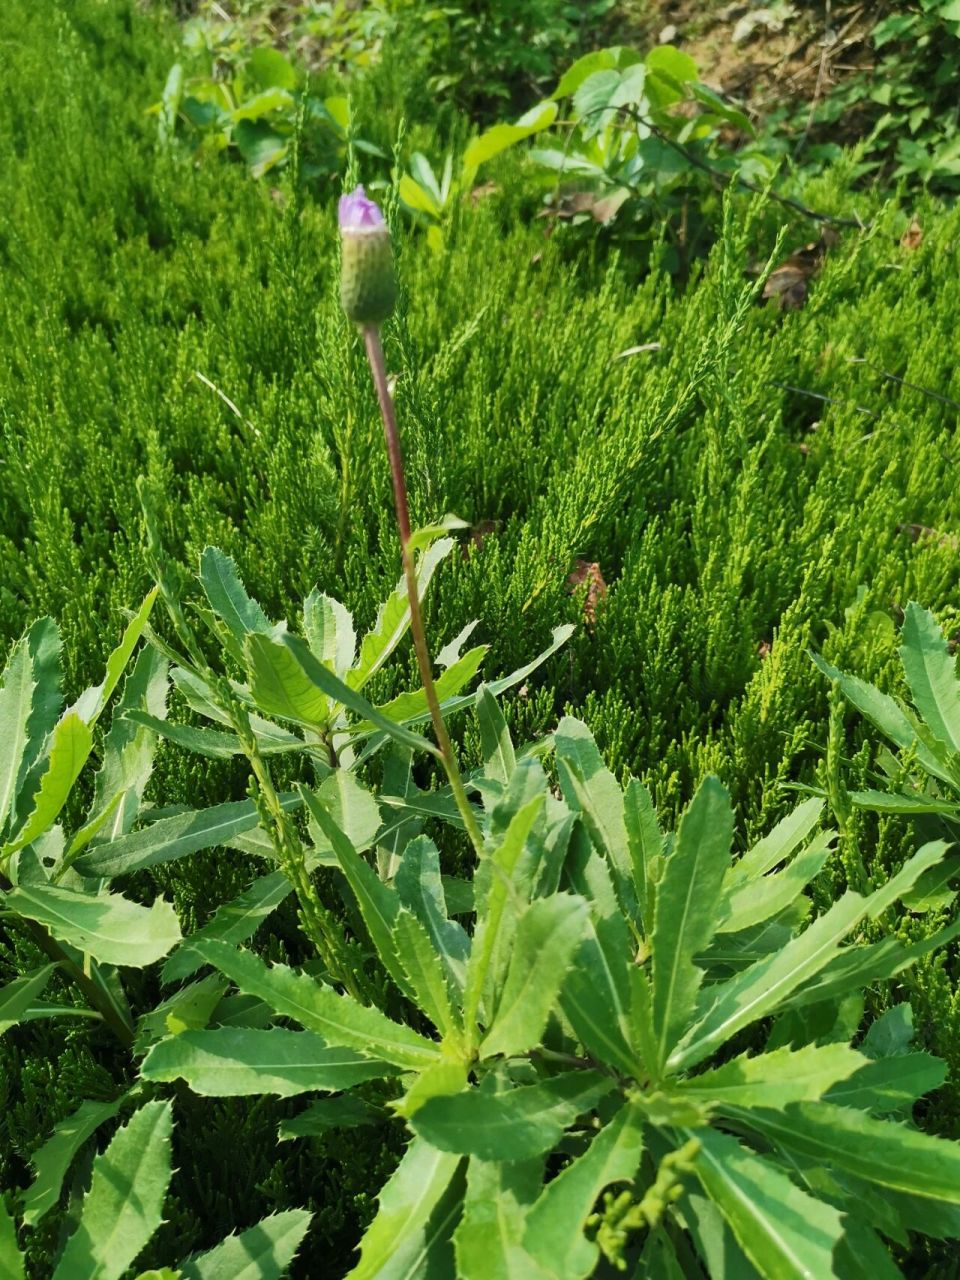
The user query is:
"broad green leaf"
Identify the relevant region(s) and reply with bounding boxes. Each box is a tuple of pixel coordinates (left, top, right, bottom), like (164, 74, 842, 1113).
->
(249, 46, 297, 90)
(409, 1072, 614, 1162)
(651, 777, 733, 1073)
(22, 1095, 128, 1226)
(900, 602, 960, 753)
(179, 1210, 312, 1280)
(136, 974, 227, 1047)
(811, 653, 954, 785)
(522, 1101, 645, 1279)
(278, 1096, 383, 1139)
(463, 101, 558, 182)
(690, 1126, 844, 1280)
(280, 633, 438, 756)
(299, 786, 413, 1000)
(623, 777, 662, 933)
(6, 884, 180, 967)
(554, 47, 640, 99)
(0, 964, 54, 1036)
(308, 771, 382, 856)
(555, 717, 638, 925)
(863, 1003, 914, 1058)
(73, 794, 300, 878)
(463, 795, 543, 1032)
(348, 538, 453, 692)
(365, 645, 487, 729)
(395, 836, 470, 995)
(141, 1027, 395, 1096)
(303, 590, 355, 678)
(6, 714, 94, 855)
(393, 1061, 470, 1121)
(823, 1052, 946, 1114)
(0, 637, 34, 837)
(53, 1100, 173, 1280)
(645, 44, 699, 95)
(717, 832, 834, 935)
(199, 547, 271, 644)
(668, 891, 867, 1073)
(399, 173, 442, 218)
(245, 632, 330, 728)
(477, 685, 516, 785)
(393, 909, 460, 1037)
(67, 590, 158, 728)
(347, 1139, 463, 1280)
(163, 871, 292, 984)
(676, 1043, 866, 1108)
(193, 940, 441, 1070)
(832, 1220, 905, 1280)
(736, 1102, 960, 1202)
(728, 799, 824, 885)
(454, 1158, 547, 1280)
(480, 894, 589, 1060)
(0, 1198, 24, 1280)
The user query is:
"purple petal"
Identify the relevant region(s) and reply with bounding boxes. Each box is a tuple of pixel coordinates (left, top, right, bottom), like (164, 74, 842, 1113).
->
(338, 185, 385, 231)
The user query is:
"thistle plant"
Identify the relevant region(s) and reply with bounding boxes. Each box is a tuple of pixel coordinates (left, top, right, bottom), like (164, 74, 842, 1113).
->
(339, 185, 485, 857)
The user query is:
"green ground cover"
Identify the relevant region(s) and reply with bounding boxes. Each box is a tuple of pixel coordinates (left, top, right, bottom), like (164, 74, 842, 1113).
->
(3, 1, 960, 1275)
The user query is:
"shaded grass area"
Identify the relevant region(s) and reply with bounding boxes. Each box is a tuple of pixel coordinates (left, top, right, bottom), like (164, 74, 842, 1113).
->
(2, 0, 960, 1273)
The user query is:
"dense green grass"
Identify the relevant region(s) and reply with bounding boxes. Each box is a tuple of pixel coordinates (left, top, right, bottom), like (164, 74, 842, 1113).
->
(3, 0, 960, 1273)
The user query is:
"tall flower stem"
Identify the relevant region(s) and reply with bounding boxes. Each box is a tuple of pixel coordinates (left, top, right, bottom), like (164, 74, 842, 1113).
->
(363, 325, 485, 859)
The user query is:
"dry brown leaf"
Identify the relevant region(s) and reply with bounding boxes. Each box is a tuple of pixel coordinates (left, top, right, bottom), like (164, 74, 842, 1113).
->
(567, 559, 608, 626)
(900, 217, 923, 251)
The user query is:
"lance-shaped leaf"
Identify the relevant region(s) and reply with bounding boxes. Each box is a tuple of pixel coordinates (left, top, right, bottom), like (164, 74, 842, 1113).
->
(348, 537, 454, 693)
(279, 1096, 384, 1140)
(727, 798, 824, 886)
(409, 1072, 614, 1162)
(6, 885, 180, 967)
(0, 965, 54, 1036)
(554, 716, 638, 925)
(0, 637, 34, 838)
(522, 1100, 645, 1280)
(477, 685, 516, 785)
(463, 795, 543, 1032)
(0, 1199, 24, 1280)
(14, 619, 64, 818)
(141, 1027, 395, 1096)
(690, 1126, 844, 1280)
(74, 793, 301, 878)
(395, 836, 470, 995)
(811, 653, 954, 785)
(52, 1100, 173, 1280)
(22, 1095, 129, 1226)
(393, 909, 460, 1037)
(304, 589, 356, 678)
(716, 832, 834, 935)
(455, 1157, 548, 1280)
(901, 602, 960, 755)
(179, 1209, 313, 1280)
(245, 632, 330, 727)
(199, 547, 273, 645)
(480, 894, 589, 1060)
(5, 713, 94, 855)
(675, 1043, 867, 1109)
(193, 940, 441, 1070)
(347, 1139, 463, 1280)
(823, 1052, 946, 1115)
(164, 870, 293, 984)
(733, 1102, 960, 1203)
(623, 777, 662, 935)
(308, 770, 382, 857)
(66, 590, 158, 728)
(650, 776, 733, 1073)
(359, 645, 487, 731)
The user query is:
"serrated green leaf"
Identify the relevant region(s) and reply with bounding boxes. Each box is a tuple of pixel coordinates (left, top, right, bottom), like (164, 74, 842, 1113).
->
(364, 645, 487, 729)
(392, 1061, 470, 1121)
(676, 1043, 866, 1108)
(393, 908, 460, 1037)
(346, 1139, 463, 1280)
(717, 832, 834, 935)
(194, 941, 441, 1070)
(651, 777, 733, 1073)
(454, 1158, 547, 1280)
(278, 1096, 383, 1140)
(0, 964, 54, 1036)
(522, 1101, 645, 1279)
(53, 1100, 173, 1280)
(623, 777, 662, 935)
(736, 1102, 960, 1202)
(141, 1027, 394, 1096)
(309, 770, 382, 856)
(0, 637, 34, 838)
(6, 884, 180, 967)
(480, 894, 589, 1060)
(74, 793, 300, 878)
(477, 685, 516, 786)
(6, 713, 94, 855)
(900, 602, 960, 753)
(164, 871, 292, 984)
(14, 618, 63, 823)
(245, 632, 330, 728)
(690, 1126, 844, 1280)
(395, 836, 470, 995)
(199, 548, 272, 644)
(823, 1052, 946, 1114)
(0, 1198, 24, 1280)
(729, 799, 825, 886)
(22, 1095, 128, 1226)
(303, 590, 355, 678)
(67, 590, 158, 728)
(179, 1209, 312, 1280)
(409, 1072, 614, 1162)
(348, 538, 453, 692)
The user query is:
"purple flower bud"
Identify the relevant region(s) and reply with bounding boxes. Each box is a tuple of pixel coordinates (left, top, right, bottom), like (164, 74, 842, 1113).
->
(339, 185, 396, 327)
